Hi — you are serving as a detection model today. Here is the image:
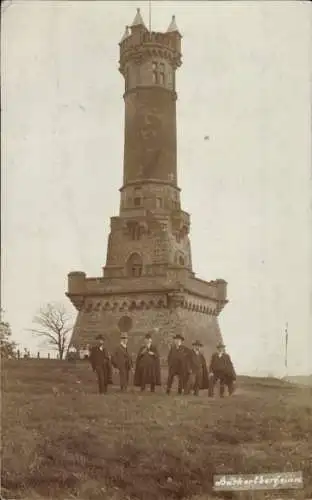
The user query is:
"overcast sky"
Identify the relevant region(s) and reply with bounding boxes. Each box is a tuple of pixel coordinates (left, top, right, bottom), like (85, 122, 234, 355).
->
(2, 0, 311, 375)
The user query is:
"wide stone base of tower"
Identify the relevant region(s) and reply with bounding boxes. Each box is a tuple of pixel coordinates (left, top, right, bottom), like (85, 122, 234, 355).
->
(67, 269, 227, 363)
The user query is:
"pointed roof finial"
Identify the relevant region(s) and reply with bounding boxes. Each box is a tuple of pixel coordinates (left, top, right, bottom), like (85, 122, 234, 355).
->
(131, 7, 146, 28)
(120, 25, 130, 42)
(167, 15, 180, 34)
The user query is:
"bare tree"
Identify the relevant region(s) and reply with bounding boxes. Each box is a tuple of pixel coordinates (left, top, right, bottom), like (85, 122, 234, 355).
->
(30, 303, 73, 360)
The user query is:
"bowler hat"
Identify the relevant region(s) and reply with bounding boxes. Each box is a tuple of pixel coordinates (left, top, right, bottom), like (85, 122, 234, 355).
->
(145, 333, 152, 339)
(173, 334, 184, 341)
(217, 342, 225, 348)
(96, 334, 105, 341)
(192, 340, 203, 347)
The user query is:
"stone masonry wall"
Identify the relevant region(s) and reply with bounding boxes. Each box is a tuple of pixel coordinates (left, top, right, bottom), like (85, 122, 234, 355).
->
(123, 88, 177, 185)
(70, 293, 223, 366)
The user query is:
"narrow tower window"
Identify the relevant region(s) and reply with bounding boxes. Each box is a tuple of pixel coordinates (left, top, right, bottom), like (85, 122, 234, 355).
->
(168, 70, 173, 89)
(126, 253, 143, 277)
(156, 197, 163, 208)
(134, 197, 142, 207)
(152, 62, 158, 84)
(159, 63, 165, 85)
(133, 187, 142, 207)
(128, 221, 140, 240)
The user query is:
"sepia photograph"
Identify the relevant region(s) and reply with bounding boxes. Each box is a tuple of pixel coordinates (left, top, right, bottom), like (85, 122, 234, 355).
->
(1, 1, 311, 499)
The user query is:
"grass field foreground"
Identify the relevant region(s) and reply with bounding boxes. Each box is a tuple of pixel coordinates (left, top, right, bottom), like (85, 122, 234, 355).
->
(2, 360, 312, 500)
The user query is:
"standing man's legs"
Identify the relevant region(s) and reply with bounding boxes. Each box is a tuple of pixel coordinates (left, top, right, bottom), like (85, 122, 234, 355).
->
(208, 374, 218, 397)
(95, 369, 102, 393)
(96, 367, 107, 394)
(177, 374, 184, 394)
(219, 376, 226, 398)
(182, 372, 190, 395)
(226, 377, 235, 396)
(119, 368, 128, 391)
(193, 373, 200, 396)
(166, 370, 175, 394)
(184, 373, 195, 395)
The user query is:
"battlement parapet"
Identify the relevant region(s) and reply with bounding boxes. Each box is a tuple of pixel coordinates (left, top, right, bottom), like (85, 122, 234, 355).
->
(68, 274, 172, 297)
(183, 276, 228, 305)
(120, 29, 181, 55)
(67, 268, 196, 304)
(119, 30, 182, 74)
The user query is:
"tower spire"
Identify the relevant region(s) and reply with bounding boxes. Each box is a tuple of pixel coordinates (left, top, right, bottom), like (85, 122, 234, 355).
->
(167, 15, 180, 34)
(131, 7, 146, 28)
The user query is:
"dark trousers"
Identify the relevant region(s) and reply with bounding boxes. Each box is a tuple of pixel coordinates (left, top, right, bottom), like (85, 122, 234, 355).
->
(119, 368, 130, 390)
(185, 372, 202, 395)
(95, 367, 108, 394)
(167, 370, 185, 394)
(208, 373, 234, 397)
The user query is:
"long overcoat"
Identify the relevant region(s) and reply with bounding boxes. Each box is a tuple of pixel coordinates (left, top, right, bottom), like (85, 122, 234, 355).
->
(134, 344, 161, 386)
(111, 345, 133, 372)
(209, 352, 236, 381)
(168, 345, 191, 378)
(187, 350, 209, 389)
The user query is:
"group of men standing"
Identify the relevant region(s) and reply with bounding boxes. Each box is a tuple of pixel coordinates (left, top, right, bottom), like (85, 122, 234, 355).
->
(89, 331, 236, 398)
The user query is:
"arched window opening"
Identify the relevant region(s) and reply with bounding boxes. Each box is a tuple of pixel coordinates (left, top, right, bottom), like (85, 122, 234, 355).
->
(159, 63, 165, 85)
(133, 187, 142, 207)
(128, 221, 140, 241)
(126, 253, 143, 277)
(156, 197, 163, 208)
(152, 62, 158, 84)
(179, 255, 185, 266)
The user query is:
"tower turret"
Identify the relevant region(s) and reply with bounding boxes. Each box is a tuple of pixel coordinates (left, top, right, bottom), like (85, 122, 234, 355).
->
(120, 26, 130, 43)
(131, 8, 147, 30)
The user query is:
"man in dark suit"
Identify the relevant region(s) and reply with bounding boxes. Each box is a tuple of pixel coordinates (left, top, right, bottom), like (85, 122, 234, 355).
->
(166, 334, 190, 395)
(134, 333, 161, 392)
(111, 333, 133, 391)
(208, 342, 236, 398)
(184, 341, 209, 396)
(89, 334, 112, 394)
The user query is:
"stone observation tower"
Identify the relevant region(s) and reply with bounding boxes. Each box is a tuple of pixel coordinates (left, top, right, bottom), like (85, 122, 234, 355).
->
(67, 9, 228, 360)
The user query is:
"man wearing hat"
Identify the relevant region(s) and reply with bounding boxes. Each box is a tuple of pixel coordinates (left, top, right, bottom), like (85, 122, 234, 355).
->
(111, 332, 133, 391)
(166, 333, 190, 395)
(208, 342, 236, 398)
(89, 334, 112, 394)
(184, 341, 209, 396)
(134, 333, 161, 392)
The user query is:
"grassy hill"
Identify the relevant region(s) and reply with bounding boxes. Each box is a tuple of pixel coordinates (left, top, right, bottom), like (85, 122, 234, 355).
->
(283, 375, 312, 387)
(2, 359, 312, 500)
